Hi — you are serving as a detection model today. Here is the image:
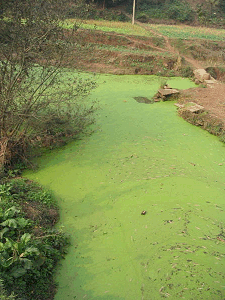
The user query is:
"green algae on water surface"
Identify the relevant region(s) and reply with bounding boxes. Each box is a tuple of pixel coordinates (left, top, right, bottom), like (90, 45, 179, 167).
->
(24, 75, 225, 300)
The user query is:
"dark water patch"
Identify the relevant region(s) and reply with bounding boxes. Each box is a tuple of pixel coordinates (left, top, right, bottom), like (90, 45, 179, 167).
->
(133, 96, 154, 104)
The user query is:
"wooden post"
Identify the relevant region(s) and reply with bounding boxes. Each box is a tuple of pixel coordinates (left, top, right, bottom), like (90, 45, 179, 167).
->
(132, 0, 135, 25)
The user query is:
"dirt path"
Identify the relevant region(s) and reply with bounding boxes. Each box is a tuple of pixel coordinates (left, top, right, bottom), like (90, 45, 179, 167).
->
(179, 83, 225, 125)
(125, 13, 203, 69)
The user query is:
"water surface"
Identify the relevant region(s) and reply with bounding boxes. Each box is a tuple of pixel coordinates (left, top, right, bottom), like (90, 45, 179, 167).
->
(25, 75, 225, 300)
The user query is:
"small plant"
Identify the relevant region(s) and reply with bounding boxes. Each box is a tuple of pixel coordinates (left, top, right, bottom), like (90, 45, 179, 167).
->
(0, 178, 69, 299)
(159, 78, 168, 89)
(181, 66, 194, 78)
(219, 133, 225, 143)
(0, 279, 15, 300)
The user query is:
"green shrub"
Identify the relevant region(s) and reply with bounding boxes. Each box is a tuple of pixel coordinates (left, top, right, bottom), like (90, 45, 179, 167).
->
(165, 0, 195, 22)
(181, 66, 194, 78)
(0, 179, 69, 299)
(0, 279, 15, 300)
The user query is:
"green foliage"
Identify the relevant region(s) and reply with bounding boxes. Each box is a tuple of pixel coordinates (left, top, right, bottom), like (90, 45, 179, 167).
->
(219, 133, 225, 143)
(158, 78, 167, 88)
(181, 66, 194, 78)
(0, 0, 98, 172)
(4, 178, 57, 207)
(165, 0, 195, 22)
(0, 279, 15, 300)
(0, 178, 69, 299)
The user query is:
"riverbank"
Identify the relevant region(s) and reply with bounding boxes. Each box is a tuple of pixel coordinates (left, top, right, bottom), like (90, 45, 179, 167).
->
(176, 82, 225, 142)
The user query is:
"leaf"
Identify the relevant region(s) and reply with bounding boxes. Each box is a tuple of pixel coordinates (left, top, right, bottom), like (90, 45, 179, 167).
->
(0, 242, 4, 250)
(0, 255, 14, 268)
(1, 219, 18, 228)
(4, 206, 20, 218)
(33, 255, 46, 268)
(0, 227, 9, 239)
(20, 233, 32, 245)
(20, 258, 33, 269)
(23, 246, 40, 256)
(10, 267, 27, 278)
(17, 218, 29, 228)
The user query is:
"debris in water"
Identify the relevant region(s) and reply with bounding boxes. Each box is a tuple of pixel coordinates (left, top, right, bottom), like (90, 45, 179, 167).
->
(134, 96, 154, 104)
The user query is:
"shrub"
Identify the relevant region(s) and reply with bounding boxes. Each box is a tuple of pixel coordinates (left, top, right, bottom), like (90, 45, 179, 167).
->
(165, 0, 195, 23)
(181, 66, 194, 78)
(0, 179, 70, 299)
(0, 279, 15, 300)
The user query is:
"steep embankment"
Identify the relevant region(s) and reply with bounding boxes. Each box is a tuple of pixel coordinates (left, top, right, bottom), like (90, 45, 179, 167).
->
(65, 19, 225, 79)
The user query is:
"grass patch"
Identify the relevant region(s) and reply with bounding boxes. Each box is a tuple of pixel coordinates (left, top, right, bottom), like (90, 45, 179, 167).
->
(94, 44, 174, 57)
(147, 24, 225, 41)
(63, 19, 154, 37)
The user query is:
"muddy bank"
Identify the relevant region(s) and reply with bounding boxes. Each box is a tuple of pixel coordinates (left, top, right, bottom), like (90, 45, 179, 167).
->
(175, 83, 225, 142)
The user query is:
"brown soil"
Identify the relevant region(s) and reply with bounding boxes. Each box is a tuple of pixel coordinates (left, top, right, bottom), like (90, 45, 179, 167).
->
(179, 83, 225, 125)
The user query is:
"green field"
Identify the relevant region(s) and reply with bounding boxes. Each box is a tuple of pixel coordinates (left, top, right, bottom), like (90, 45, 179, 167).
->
(63, 19, 225, 42)
(64, 19, 154, 37)
(143, 24, 225, 41)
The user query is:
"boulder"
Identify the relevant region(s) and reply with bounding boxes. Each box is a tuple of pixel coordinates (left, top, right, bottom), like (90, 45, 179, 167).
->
(194, 69, 216, 85)
(186, 103, 204, 114)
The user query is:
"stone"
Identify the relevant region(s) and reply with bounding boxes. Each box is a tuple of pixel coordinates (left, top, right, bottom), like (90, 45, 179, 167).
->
(158, 88, 179, 97)
(204, 80, 216, 85)
(186, 103, 204, 113)
(194, 69, 216, 84)
(174, 103, 184, 108)
(202, 73, 211, 80)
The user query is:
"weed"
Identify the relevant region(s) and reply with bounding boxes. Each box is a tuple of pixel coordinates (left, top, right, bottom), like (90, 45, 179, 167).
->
(0, 178, 69, 299)
(219, 133, 225, 143)
(181, 66, 194, 78)
(0, 279, 15, 300)
(158, 78, 168, 88)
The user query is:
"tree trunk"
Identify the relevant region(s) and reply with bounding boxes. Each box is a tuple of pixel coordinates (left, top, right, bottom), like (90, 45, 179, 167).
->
(0, 137, 9, 173)
(132, 0, 136, 25)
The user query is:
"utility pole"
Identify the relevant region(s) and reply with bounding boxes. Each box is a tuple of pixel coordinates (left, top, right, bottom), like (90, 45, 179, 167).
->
(132, 0, 135, 25)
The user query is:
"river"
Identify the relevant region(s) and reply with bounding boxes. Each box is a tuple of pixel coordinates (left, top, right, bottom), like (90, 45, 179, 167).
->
(24, 74, 225, 300)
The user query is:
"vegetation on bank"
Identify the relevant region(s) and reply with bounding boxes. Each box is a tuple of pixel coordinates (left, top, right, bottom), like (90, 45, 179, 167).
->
(0, 178, 69, 300)
(0, 0, 95, 298)
(178, 107, 225, 144)
(0, 0, 97, 174)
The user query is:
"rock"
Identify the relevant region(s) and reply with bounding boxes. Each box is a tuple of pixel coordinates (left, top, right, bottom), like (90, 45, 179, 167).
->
(194, 69, 216, 84)
(204, 80, 216, 85)
(158, 88, 179, 99)
(195, 79, 201, 84)
(163, 84, 172, 89)
(202, 73, 211, 80)
(174, 103, 184, 108)
(186, 103, 204, 113)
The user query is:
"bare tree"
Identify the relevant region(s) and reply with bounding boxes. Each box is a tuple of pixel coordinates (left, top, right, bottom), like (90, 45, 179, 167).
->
(0, 0, 97, 172)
